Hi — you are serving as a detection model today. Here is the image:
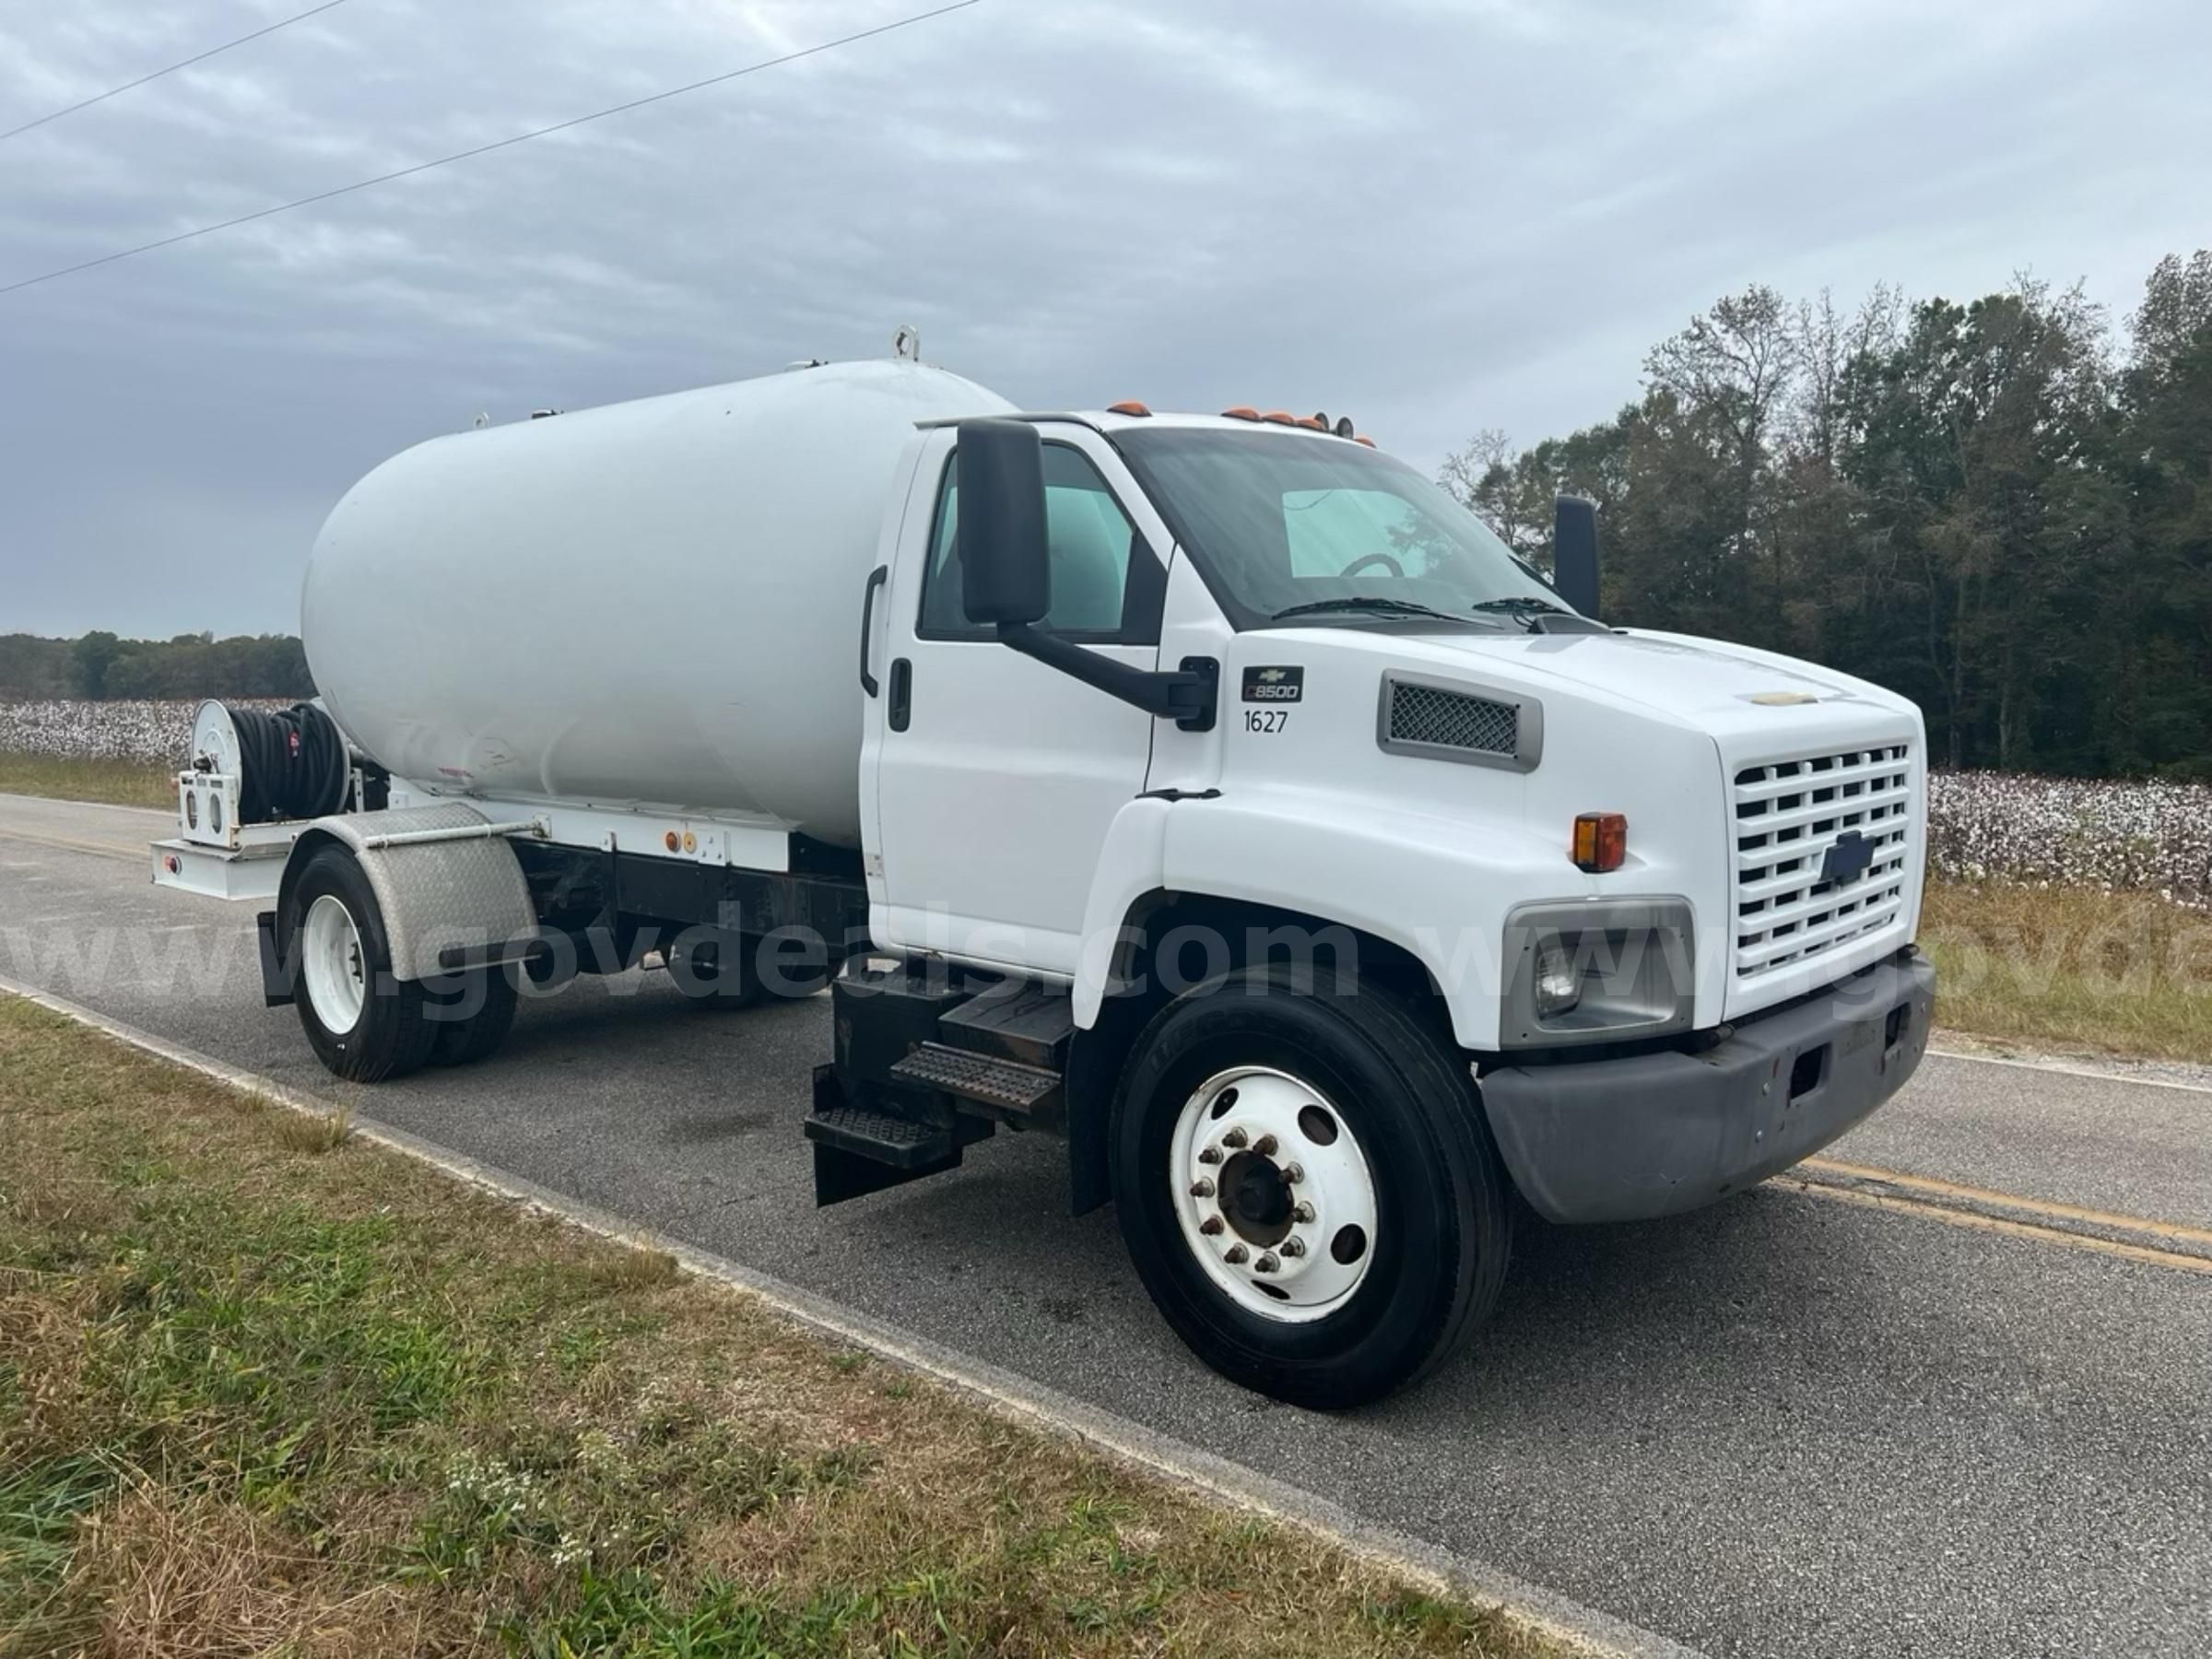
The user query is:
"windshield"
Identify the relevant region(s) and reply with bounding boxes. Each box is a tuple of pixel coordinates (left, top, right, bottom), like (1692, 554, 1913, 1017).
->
(1112, 427, 1566, 629)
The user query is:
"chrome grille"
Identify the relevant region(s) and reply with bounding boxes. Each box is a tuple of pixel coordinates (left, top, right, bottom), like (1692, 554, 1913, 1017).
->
(1733, 743, 1913, 981)
(1386, 682, 1518, 757)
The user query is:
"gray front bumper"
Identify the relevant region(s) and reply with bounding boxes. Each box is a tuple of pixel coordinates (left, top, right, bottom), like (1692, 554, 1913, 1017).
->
(1481, 949, 1936, 1224)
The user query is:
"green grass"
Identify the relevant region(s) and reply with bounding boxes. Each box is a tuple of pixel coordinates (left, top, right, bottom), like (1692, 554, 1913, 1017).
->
(1921, 880, 2212, 1065)
(0, 751, 176, 809)
(0, 996, 1548, 1659)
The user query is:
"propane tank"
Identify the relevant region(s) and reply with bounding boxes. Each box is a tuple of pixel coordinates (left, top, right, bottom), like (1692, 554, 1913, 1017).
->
(300, 358, 1014, 847)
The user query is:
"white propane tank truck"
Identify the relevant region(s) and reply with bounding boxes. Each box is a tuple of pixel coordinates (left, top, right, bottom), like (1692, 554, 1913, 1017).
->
(154, 347, 1935, 1407)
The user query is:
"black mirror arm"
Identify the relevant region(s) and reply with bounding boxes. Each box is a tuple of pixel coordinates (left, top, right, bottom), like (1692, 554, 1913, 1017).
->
(996, 622, 1217, 731)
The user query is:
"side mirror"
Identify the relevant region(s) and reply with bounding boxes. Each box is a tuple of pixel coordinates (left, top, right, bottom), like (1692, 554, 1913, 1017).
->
(958, 418, 1050, 626)
(1553, 493, 1600, 618)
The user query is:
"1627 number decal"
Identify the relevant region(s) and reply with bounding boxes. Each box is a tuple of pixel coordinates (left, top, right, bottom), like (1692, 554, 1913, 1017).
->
(1243, 708, 1290, 734)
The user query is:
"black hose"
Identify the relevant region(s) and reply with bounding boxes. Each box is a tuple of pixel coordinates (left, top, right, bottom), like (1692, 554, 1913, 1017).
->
(230, 702, 351, 823)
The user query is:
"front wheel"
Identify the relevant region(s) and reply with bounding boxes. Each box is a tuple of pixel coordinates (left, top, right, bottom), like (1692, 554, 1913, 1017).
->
(1111, 964, 1511, 1409)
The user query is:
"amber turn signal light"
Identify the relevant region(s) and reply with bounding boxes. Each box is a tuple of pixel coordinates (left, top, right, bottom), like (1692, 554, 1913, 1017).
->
(1571, 812, 1628, 873)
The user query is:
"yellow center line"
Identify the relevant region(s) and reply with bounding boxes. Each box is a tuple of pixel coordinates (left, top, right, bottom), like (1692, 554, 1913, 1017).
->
(1774, 1177, 2212, 1275)
(1799, 1156, 2212, 1249)
(0, 828, 145, 864)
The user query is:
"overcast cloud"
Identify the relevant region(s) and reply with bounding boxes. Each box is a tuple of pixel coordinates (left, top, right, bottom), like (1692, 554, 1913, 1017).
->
(3, 0, 2207, 636)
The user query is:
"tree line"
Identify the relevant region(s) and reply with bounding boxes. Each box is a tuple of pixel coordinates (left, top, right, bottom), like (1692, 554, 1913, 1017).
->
(1446, 251, 2212, 779)
(0, 631, 315, 700)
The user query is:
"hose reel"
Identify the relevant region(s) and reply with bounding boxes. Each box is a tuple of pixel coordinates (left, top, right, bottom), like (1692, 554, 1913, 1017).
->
(188, 700, 354, 826)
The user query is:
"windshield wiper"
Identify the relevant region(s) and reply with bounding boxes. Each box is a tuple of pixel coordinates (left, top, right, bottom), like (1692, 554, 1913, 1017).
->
(1270, 596, 1471, 624)
(1469, 594, 1571, 617)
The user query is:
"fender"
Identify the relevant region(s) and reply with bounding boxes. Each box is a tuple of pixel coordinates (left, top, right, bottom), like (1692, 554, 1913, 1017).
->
(1070, 794, 1172, 1030)
(1144, 787, 1571, 1051)
(274, 803, 537, 982)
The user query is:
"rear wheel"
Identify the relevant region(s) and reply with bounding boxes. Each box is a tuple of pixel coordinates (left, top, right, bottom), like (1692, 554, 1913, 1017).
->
(427, 968, 519, 1066)
(1111, 964, 1511, 1409)
(667, 934, 763, 1010)
(286, 845, 437, 1083)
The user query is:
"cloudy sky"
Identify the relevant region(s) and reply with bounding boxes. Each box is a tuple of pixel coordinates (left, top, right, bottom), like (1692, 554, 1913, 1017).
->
(3, 0, 2206, 637)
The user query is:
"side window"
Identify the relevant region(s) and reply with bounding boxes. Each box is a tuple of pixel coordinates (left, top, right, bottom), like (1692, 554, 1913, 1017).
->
(919, 443, 1164, 641)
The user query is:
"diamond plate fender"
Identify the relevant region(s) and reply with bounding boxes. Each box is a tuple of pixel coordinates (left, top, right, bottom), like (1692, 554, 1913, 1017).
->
(279, 803, 536, 982)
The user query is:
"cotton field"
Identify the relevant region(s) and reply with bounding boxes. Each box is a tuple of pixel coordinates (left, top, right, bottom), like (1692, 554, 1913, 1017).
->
(1928, 771, 2212, 910)
(0, 698, 293, 764)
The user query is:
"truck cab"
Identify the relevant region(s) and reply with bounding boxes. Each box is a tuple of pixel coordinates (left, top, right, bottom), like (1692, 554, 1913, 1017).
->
(841, 404, 1933, 1404)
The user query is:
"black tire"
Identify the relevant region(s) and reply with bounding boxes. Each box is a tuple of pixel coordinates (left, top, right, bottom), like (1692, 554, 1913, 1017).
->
(284, 845, 439, 1083)
(1111, 963, 1512, 1409)
(667, 933, 764, 1010)
(427, 967, 519, 1067)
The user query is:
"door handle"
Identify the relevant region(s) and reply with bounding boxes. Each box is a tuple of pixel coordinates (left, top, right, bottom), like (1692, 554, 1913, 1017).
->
(888, 658, 912, 732)
(858, 565, 888, 697)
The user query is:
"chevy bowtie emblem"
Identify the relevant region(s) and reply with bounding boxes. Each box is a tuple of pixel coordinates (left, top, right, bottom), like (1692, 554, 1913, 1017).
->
(1257, 668, 1288, 682)
(1820, 830, 1876, 886)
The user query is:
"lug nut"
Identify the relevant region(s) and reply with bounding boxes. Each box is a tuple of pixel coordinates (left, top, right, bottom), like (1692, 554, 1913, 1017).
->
(1253, 1252, 1280, 1274)
(1221, 1127, 1249, 1150)
(1283, 1163, 1305, 1184)
(1224, 1243, 1249, 1264)
(1292, 1201, 1315, 1223)
(1190, 1178, 1216, 1198)
(1200, 1216, 1224, 1236)
(1198, 1147, 1223, 1165)
(1253, 1133, 1278, 1157)
(1280, 1236, 1307, 1258)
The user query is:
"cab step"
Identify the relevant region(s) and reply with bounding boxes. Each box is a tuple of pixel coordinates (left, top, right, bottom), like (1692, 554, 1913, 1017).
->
(804, 1100, 953, 1168)
(888, 1041, 1065, 1125)
(806, 1066, 976, 1206)
(937, 983, 1076, 1069)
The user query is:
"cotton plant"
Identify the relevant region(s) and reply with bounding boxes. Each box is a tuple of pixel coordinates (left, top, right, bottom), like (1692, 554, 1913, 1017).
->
(1928, 772, 2212, 911)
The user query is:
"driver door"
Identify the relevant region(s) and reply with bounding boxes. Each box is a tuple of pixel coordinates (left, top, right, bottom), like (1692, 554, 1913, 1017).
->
(868, 424, 1168, 977)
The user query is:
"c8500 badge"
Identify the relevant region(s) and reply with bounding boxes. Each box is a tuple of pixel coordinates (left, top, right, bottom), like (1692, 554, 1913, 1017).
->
(1241, 665, 1303, 703)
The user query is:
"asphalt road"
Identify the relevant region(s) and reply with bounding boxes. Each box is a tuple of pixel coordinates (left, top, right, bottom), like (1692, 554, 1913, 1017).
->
(5, 794, 2208, 1659)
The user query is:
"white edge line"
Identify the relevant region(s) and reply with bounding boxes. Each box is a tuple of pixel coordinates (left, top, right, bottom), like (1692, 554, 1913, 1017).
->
(0, 971, 1703, 1659)
(1925, 1044, 2212, 1098)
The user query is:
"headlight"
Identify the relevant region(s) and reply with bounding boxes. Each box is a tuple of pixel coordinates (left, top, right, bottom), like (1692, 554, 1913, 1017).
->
(1503, 899, 1695, 1049)
(1533, 942, 1582, 1018)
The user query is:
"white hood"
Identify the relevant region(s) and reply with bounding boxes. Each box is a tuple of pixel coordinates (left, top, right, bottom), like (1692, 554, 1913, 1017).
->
(1362, 626, 1906, 742)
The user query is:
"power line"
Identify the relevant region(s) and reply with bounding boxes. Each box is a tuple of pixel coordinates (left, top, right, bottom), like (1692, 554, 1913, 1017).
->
(1, 0, 359, 145)
(1, 0, 982, 298)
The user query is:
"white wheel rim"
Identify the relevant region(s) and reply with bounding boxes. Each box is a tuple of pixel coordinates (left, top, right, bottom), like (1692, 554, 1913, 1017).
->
(1170, 1065, 1378, 1324)
(301, 893, 367, 1034)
